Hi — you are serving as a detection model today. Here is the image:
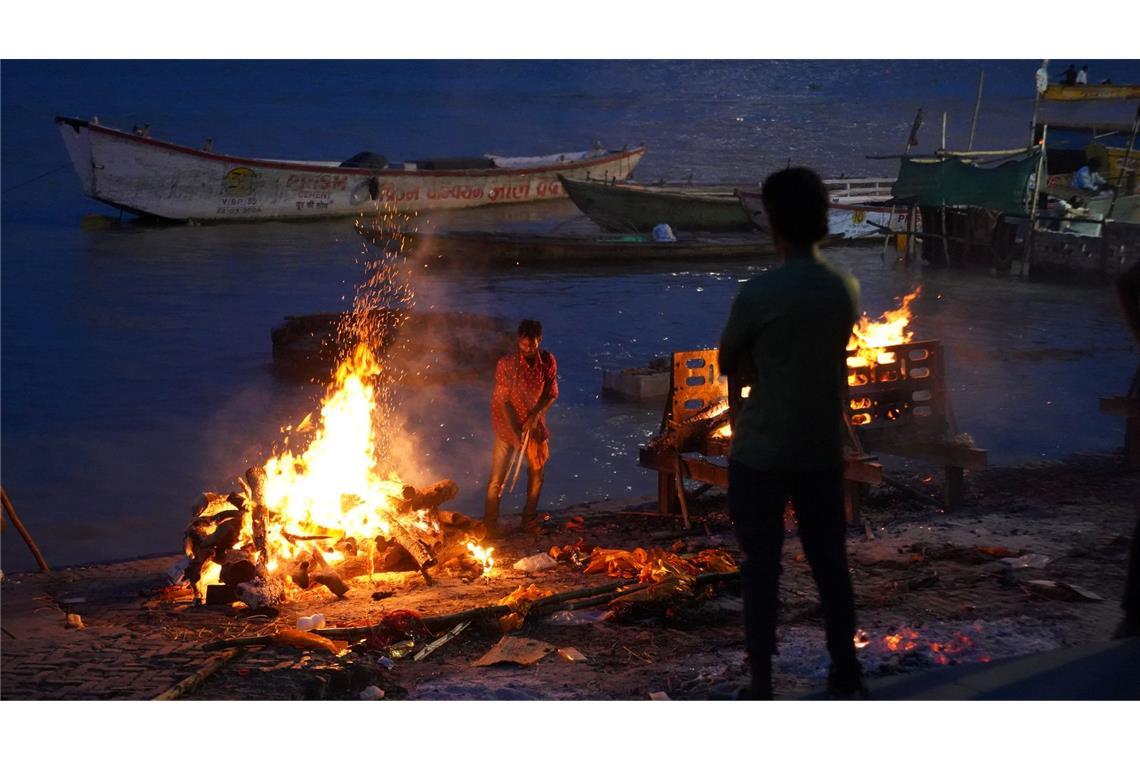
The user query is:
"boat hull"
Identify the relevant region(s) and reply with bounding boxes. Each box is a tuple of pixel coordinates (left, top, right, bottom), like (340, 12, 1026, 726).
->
(560, 176, 753, 233)
(357, 226, 777, 266)
(1042, 84, 1140, 102)
(56, 117, 644, 222)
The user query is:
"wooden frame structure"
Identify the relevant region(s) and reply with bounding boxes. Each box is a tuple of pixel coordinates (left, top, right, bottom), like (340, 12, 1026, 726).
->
(638, 344, 988, 521)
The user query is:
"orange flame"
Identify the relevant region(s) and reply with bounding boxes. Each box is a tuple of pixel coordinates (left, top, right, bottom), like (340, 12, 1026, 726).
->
(466, 541, 495, 576)
(847, 286, 922, 384)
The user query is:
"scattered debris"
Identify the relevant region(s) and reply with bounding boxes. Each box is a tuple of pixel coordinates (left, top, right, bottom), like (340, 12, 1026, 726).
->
(472, 636, 556, 667)
(296, 613, 326, 631)
(1023, 580, 1105, 601)
(558, 647, 588, 663)
(65, 613, 84, 630)
(271, 628, 347, 655)
(648, 691, 671, 700)
(413, 620, 471, 662)
(359, 685, 386, 700)
(1000, 553, 1052, 569)
(548, 609, 614, 625)
(513, 553, 559, 572)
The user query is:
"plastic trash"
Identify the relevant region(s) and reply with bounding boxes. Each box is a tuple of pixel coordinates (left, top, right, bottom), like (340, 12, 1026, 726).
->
(166, 557, 189, 585)
(1000, 554, 1051, 569)
(513, 553, 559, 572)
(548, 609, 614, 625)
(359, 685, 386, 700)
(652, 223, 677, 242)
(296, 613, 326, 631)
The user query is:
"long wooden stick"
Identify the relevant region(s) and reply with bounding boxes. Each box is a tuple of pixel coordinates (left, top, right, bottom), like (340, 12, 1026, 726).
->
(152, 649, 241, 700)
(968, 68, 985, 151)
(1, 487, 50, 572)
(201, 572, 742, 652)
(508, 430, 531, 494)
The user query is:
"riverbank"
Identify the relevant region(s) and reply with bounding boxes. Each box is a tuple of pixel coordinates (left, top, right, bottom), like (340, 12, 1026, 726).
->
(3, 452, 1137, 700)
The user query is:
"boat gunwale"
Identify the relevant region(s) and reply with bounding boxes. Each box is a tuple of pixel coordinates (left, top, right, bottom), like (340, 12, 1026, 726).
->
(55, 116, 646, 179)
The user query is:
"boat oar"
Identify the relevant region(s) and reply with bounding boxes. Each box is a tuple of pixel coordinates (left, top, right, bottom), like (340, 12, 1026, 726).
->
(508, 430, 531, 494)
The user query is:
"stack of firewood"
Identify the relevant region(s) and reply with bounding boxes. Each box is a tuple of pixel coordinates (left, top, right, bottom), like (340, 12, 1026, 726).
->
(182, 468, 480, 607)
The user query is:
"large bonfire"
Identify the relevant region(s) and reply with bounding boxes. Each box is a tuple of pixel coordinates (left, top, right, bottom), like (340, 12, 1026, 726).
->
(181, 206, 491, 605)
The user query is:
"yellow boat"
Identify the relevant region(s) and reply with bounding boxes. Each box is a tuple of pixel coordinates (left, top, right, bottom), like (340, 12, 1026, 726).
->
(1042, 84, 1140, 102)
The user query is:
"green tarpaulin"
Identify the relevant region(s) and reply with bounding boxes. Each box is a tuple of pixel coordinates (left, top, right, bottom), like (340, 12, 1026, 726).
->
(891, 149, 1040, 214)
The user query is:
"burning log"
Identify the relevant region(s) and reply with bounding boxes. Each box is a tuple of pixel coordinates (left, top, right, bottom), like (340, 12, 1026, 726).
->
(387, 521, 437, 586)
(398, 479, 459, 512)
(311, 570, 350, 598)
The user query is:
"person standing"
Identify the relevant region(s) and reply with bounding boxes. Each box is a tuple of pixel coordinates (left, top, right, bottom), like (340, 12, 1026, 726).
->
(483, 319, 558, 536)
(1062, 64, 1078, 85)
(1035, 60, 1050, 95)
(1076, 65, 1089, 85)
(719, 167, 865, 699)
(1114, 262, 1140, 639)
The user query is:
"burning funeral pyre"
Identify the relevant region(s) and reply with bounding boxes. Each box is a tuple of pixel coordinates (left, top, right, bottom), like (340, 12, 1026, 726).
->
(178, 209, 495, 608)
(180, 341, 494, 607)
(658, 284, 940, 452)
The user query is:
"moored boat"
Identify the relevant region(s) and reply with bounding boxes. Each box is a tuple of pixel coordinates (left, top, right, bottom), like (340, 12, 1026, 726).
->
(560, 175, 753, 232)
(55, 116, 644, 222)
(564, 174, 906, 238)
(355, 225, 779, 266)
(1042, 84, 1140, 102)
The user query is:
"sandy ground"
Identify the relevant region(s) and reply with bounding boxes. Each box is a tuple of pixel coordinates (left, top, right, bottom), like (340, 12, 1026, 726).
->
(2, 453, 1136, 700)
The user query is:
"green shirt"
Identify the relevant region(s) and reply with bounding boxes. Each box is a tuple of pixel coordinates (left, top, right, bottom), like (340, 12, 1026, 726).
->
(718, 255, 860, 472)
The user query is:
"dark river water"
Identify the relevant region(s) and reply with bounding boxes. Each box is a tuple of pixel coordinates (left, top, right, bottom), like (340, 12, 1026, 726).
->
(3, 60, 1138, 571)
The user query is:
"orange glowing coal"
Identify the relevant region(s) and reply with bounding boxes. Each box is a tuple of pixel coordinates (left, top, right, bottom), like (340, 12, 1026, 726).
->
(846, 285, 922, 385)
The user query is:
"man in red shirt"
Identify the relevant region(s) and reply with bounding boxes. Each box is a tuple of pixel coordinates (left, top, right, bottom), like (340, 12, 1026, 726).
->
(484, 319, 559, 535)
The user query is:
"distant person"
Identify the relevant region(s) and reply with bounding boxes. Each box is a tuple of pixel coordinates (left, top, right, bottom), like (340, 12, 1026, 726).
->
(719, 167, 865, 699)
(1035, 60, 1050, 95)
(1076, 65, 1089, 85)
(1062, 64, 1078, 85)
(483, 319, 558, 536)
(1113, 261, 1140, 639)
(1072, 156, 1111, 193)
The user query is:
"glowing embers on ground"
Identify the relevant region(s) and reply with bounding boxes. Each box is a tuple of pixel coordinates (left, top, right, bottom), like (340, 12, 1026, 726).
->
(854, 624, 991, 666)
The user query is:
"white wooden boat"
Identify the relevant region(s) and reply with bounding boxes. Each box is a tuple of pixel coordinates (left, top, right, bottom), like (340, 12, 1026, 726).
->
(55, 116, 645, 222)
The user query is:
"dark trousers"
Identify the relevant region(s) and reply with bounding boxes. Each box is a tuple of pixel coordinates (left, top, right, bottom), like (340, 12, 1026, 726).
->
(1125, 516, 1140, 625)
(483, 437, 544, 525)
(728, 459, 860, 679)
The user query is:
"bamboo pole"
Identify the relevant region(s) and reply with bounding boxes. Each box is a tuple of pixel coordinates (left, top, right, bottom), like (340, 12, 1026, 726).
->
(968, 68, 986, 151)
(1, 487, 50, 573)
(1021, 127, 1048, 278)
(940, 112, 952, 267)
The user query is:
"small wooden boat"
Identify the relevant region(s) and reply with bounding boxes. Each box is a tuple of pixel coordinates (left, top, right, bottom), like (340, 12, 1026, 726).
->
(1042, 84, 1140, 102)
(736, 188, 912, 240)
(55, 116, 644, 222)
(355, 225, 777, 266)
(564, 174, 905, 238)
(271, 309, 515, 383)
(560, 175, 753, 232)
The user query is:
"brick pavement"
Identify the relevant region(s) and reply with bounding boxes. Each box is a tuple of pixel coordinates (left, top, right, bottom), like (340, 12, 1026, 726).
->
(1, 556, 269, 700)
